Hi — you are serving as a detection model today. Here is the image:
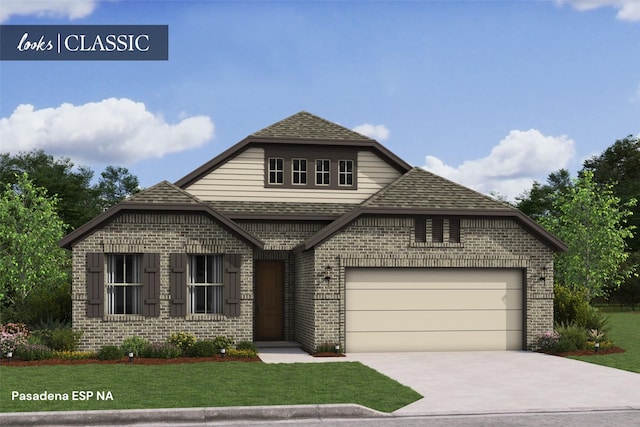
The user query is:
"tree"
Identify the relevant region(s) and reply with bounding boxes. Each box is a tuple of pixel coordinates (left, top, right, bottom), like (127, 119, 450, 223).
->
(96, 166, 140, 211)
(0, 173, 69, 307)
(516, 169, 572, 221)
(540, 170, 636, 299)
(582, 136, 640, 252)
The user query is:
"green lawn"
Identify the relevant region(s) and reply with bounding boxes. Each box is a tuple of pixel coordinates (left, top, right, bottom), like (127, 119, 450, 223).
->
(569, 311, 640, 373)
(0, 361, 422, 413)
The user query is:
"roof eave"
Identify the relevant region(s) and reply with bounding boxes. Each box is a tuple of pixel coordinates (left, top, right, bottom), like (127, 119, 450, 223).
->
(59, 202, 265, 250)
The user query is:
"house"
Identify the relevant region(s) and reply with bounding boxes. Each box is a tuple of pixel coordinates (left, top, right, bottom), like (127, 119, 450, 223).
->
(60, 111, 566, 352)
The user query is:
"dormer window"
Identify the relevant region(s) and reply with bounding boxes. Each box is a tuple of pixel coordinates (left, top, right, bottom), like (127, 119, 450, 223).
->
(292, 158, 307, 185)
(316, 159, 330, 186)
(263, 146, 357, 189)
(268, 158, 284, 184)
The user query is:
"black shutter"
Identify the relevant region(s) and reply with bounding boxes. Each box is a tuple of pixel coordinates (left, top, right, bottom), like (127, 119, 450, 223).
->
(170, 253, 187, 317)
(449, 218, 461, 243)
(432, 218, 444, 243)
(86, 253, 104, 318)
(143, 253, 161, 317)
(224, 254, 241, 317)
(414, 217, 426, 242)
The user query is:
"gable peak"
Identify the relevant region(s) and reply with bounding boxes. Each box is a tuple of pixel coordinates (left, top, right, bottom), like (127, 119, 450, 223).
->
(251, 111, 373, 141)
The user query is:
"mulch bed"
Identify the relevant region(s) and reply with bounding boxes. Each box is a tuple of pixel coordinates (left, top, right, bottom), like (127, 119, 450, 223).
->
(541, 347, 626, 357)
(0, 355, 261, 367)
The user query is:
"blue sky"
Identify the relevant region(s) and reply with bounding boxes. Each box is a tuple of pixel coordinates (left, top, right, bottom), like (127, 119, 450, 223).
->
(1, 0, 639, 200)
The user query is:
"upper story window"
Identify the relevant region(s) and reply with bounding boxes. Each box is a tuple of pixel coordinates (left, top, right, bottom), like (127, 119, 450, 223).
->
(268, 158, 284, 184)
(316, 159, 330, 186)
(107, 254, 142, 315)
(189, 254, 224, 314)
(292, 158, 307, 185)
(339, 160, 354, 186)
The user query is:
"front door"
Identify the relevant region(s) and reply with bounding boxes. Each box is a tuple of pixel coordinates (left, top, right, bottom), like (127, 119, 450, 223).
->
(255, 260, 284, 341)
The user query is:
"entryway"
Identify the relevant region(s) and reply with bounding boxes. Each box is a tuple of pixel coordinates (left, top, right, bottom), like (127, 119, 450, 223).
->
(254, 260, 284, 341)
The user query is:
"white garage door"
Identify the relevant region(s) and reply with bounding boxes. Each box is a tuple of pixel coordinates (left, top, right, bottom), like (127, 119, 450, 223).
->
(345, 268, 523, 352)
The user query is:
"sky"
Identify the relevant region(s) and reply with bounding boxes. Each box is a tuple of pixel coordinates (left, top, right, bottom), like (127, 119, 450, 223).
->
(1, 0, 639, 201)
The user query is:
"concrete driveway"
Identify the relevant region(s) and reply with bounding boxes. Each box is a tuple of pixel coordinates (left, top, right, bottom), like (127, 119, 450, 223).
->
(347, 351, 640, 415)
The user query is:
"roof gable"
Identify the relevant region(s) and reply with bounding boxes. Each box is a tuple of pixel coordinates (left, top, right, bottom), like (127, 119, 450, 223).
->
(126, 181, 202, 204)
(252, 111, 373, 141)
(363, 167, 512, 210)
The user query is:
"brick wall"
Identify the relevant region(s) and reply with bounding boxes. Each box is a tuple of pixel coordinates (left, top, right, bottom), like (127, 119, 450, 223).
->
(70, 212, 253, 351)
(310, 215, 554, 351)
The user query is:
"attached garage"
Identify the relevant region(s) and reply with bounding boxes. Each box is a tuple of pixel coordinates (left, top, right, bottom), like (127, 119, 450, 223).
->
(345, 268, 524, 352)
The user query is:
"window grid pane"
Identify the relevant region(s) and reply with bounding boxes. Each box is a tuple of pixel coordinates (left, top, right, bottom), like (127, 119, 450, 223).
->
(189, 255, 223, 314)
(107, 254, 142, 315)
(292, 158, 307, 185)
(316, 159, 330, 185)
(268, 158, 284, 184)
(339, 160, 353, 186)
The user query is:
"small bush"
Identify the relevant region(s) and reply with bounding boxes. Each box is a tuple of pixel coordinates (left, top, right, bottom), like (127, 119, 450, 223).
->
(315, 342, 341, 353)
(554, 283, 590, 326)
(0, 323, 30, 355)
(211, 335, 234, 351)
(536, 331, 561, 352)
(48, 327, 83, 351)
(187, 340, 219, 357)
(14, 343, 54, 361)
(577, 305, 610, 335)
(556, 323, 588, 351)
(586, 340, 615, 350)
(97, 345, 124, 360)
(121, 336, 149, 357)
(227, 349, 257, 358)
(142, 343, 182, 359)
(167, 332, 196, 353)
(236, 341, 257, 352)
(53, 351, 96, 360)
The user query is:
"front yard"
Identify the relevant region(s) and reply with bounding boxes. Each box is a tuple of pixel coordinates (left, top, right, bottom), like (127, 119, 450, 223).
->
(569, 311, 640, 373)
(0, 361, 421, 413)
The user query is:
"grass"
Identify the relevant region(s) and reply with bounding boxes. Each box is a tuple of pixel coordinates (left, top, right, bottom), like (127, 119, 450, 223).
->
(0, 361, 422, 413)
(569, 311, 640, 373)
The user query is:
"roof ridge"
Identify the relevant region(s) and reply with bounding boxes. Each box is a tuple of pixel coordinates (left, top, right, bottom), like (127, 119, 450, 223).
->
(251, 111, 373, 141)
(360, 167, 418, 207)
(125, 180, 204, 204)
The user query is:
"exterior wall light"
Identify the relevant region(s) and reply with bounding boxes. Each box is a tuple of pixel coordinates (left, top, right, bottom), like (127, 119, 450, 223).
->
(324, 265, 332, 282)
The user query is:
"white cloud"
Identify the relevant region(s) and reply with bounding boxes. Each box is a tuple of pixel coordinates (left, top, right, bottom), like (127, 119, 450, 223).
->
(556, 0, 640, 21)
(0, 0, 97, 23)
(352, 123, 390, 141)
(423, 129, 575, 201)
(0, 98, 214, 164)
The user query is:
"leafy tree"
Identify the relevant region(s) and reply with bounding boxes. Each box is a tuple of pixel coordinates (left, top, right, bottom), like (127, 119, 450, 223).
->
(540, 170, 636, 298)
(516, 169, 572, 220)
(0, 173, 69, 307)
(582, 136, 640, 252)
(96, 165, 140, 211)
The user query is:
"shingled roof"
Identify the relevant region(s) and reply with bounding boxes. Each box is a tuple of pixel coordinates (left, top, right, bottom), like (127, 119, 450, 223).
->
(362, 167, 512, 210)
(125, 181, 202, 204)
(252, 111, 372, 141)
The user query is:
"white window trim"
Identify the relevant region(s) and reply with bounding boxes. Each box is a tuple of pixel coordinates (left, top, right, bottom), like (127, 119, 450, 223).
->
(268, 157, 284, 185)
(338, 159, 354, 187)
(315, 159, 330, 186)
(106, 254, 143, 315)
(188, 254, 224, 315)
(292, 158, 308, 185)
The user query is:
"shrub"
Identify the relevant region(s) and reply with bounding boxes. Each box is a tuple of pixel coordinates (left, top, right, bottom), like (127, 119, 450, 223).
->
(48, 327, 82, 351)
(142, 343, 182, 359)
(227, 349, 257, 358)
(53, 351, 96, 360)
(187, 340, 219, 357)
(586, 340, 615, 350)
(554, 283, 590, 326)
(556, 323, 588, 351)
(315, 342, 341, 353)
(211, 335, 234, 351)
(97, 345, 124, 360)
(14, 343, 54, 361)
(577, 305, 610, 335)
(121, 336, 149, 357)
(536, 331, 561, 352)
(0, 323, 30, 355)
(236, 340, 257, 352)
(167, 332, 196, 353)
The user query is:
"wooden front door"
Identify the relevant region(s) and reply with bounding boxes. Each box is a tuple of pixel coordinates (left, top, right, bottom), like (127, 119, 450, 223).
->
(255, 260, 284, 341)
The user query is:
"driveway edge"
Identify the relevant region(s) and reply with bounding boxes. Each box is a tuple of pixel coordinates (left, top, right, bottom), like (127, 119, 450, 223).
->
(0, 404, 388, 426)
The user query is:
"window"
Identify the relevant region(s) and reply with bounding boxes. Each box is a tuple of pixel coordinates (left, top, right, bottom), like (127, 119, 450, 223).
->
(414, 217, 427, 243)
(292, 158, 307, 185)
(431, 218, 444, 243)
(107, 254, 142, 315)
(268, 158, 284, 184)
(316, 159, 330, 185)
(339, 160, 354, 186)
(449, 218, 461, 243)
(189, 255, 224, 314)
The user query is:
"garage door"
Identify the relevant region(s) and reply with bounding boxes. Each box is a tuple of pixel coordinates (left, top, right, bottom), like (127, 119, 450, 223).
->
(345, 268, 523, 352)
